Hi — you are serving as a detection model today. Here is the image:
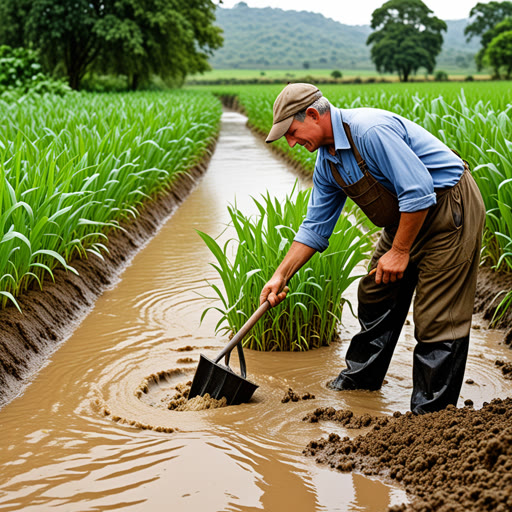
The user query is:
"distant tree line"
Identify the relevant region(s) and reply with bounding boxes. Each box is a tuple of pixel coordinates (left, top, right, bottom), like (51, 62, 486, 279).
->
(0, 0, 223, 90)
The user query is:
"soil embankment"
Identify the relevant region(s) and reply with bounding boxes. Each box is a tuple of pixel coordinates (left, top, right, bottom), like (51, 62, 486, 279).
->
(0, 144, 215, 407)
(304, 399, 512, 511)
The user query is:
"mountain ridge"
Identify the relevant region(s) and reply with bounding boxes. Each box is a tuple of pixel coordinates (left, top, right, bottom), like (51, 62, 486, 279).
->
(210, 3, 480, 71)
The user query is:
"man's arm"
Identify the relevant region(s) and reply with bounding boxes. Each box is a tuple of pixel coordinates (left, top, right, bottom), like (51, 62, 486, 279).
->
(260, 241, 317, 306)
(373, 209, 429, 284)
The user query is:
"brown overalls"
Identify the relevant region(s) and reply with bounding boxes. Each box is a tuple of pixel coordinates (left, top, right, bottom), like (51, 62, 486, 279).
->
(327, 123, 485, 414)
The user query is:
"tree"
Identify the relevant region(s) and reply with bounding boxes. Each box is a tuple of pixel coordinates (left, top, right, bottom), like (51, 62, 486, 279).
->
(465, 2, 512, 70)
(367, 0, 447, 82)
(0, 0, 223, 90)
(464, 1, 512, 41)
(486, 30, 512, 78)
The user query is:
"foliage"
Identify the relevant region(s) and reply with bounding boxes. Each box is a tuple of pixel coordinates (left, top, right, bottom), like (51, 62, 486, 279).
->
(199, 187, 374, 351)
(0, 45, 70, 95)
(474, 17, 512, 73)
(0, 0, 223, 91)
(464, 1, 512, 71)
(203, 81, 512, 320)
(0, 91, 222, 310)
(208, 4, 477, 72)
(366, 0, 447, 82)
(484, 25, 512, 78)
(434, 70, 449, 81)
(331, 70, 343, 79)
(464, 1, 512, 41)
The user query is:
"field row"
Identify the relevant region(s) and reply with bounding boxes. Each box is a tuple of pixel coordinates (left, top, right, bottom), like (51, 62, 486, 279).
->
(0, 92, 222, 310)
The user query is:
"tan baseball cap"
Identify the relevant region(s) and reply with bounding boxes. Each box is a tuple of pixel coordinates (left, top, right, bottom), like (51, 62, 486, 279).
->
(266, 83, 322, 143)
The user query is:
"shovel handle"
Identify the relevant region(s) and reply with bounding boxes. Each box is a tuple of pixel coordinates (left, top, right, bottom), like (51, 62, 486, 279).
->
(214, 300, 271, 364)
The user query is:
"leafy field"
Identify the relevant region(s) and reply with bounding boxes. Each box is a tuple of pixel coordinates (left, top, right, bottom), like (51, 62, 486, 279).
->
(199, 188, 374, 351)
(194, 81, 512, 326)
(187, 68, 490, 84)
(0, 91, 222, 310)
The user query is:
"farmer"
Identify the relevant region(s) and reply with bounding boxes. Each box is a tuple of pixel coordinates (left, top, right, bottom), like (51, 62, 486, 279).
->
(260, 83, 485, 414)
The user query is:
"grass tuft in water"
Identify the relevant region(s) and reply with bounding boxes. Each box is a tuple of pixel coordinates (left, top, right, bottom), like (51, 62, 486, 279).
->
(199, 185, 374, 351)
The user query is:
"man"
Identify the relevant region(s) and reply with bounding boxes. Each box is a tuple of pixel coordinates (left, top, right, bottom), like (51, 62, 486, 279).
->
(260, 83, 485, 414)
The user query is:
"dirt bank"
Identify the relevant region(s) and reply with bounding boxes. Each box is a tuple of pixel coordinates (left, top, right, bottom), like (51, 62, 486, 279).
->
(0, 144, 216, 408)
(304, 399, 512, 511)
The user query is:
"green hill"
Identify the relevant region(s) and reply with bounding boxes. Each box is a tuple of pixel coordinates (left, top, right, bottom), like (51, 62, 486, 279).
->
(210, 2, 480, 72)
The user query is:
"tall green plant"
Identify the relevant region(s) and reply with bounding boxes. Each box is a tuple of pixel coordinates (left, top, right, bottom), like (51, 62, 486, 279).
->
(199, 186, 374, 351)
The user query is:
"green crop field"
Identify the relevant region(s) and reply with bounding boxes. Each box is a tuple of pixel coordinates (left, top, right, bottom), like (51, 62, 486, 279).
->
(187, 68, 490, 84)
(193, 81, 512, 332)
(0, 90, 222, 310)
(1, 80, 511, 346)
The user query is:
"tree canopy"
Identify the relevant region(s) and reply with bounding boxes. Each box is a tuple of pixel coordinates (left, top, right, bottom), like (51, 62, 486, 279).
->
(464, 2, 512, 71)
(366, 0, 447, 82)
(0, 0, 223, 90)
(486, 27, 512, 78)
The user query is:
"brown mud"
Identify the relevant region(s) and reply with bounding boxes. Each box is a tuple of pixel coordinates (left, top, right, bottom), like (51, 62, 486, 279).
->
(304, 399, 512, 512)
(0, 143, 216, 407)
(219, 96, 512, 511)
(0, 102, 512, 511)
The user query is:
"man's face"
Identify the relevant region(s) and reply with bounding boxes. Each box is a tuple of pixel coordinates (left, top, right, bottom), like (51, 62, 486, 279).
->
(284, 110, 325, 152)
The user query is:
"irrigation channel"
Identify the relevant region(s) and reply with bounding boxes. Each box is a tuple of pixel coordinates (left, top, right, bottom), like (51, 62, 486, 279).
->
(1, 110, 512, 512)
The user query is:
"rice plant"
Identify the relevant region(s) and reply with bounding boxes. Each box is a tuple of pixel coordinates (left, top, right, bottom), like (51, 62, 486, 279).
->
(207, 82, 512, 317)
(0, 91, 222, 309)
(199, 185, 375, 351)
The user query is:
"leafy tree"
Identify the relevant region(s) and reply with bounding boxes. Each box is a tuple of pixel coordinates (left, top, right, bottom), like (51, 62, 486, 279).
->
(485, 30, 512, 77)
(331, 70, 343, 79)
(0, 0, 223, 90)
(464, 1, 512, 42)
(367, 0, 447, 82)
(470, 14, 512, 72)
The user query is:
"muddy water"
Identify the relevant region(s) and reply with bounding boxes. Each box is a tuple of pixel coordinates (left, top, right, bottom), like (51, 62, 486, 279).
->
(1, 111, 511, 512)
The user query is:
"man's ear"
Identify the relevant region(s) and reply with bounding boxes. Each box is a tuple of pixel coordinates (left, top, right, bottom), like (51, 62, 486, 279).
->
(305, 107, 320, 121)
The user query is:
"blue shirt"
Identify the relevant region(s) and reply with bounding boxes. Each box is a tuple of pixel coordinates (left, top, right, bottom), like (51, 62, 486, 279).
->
(294, 105, 464, 252)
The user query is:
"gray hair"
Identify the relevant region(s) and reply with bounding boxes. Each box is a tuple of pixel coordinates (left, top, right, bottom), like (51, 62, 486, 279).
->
(294, 95, 330, 122)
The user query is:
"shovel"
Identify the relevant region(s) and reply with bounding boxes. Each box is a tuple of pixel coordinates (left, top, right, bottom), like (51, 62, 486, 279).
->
(188, 300, 271, 405)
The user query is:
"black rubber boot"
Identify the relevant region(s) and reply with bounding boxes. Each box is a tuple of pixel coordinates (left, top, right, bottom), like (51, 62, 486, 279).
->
(411, 336, 470, 414)
(327, 272, 416, 391)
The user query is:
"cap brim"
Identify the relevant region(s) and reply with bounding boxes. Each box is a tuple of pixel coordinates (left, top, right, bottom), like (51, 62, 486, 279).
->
(265, 116, 294, 143)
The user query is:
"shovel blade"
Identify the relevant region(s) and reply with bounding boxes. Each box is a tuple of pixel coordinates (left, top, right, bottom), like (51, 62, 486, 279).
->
(188, 354, 258, 405)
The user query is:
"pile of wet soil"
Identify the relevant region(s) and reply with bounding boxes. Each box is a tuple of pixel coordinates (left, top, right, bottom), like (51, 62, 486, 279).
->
(164, 382, 227, 411)
(0, 145, 215, 408)
(304, 398, 512, 512)
(303, 408, 388, 429)
(281, 388, 315, 403)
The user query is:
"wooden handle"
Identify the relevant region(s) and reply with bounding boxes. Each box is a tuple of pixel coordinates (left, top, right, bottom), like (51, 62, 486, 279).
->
(214, 301, 271, 363)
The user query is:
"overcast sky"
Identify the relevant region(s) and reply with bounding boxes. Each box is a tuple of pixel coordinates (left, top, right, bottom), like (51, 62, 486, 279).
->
(216, 0, 488, 26)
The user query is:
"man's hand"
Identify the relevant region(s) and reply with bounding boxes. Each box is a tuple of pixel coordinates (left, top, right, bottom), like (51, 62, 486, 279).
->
(373, 247, 410, 284)
(260, 275, 288, 307)
(369, 209, 429, 285)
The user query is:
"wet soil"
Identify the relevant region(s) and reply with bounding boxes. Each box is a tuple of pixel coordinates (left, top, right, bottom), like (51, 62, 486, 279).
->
(0, 144, 215, 407)
(304, 399, 512, 512)
(0, 106, 512, 511)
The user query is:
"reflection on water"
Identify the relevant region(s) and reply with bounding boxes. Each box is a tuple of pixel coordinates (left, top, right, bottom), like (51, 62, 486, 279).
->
(0, 111, 510, 512)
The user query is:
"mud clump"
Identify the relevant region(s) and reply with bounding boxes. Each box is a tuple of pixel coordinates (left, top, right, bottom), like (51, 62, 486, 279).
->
(304, 398, 512, 511)
(303, 407, 389, 429)
(164, 382, 227, 412)
(495, 360, 512, 380)
(281, 388, 315, 403)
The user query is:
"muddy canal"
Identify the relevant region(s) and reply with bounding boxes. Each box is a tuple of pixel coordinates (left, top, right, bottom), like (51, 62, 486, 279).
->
(1, 112, 511, 512)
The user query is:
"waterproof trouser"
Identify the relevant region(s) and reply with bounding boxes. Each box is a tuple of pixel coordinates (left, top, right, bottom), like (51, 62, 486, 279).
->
(328, 170, 485, 414)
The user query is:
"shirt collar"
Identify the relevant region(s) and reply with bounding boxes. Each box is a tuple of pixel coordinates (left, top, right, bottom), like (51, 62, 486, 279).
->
(319, 105, 350, 161)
